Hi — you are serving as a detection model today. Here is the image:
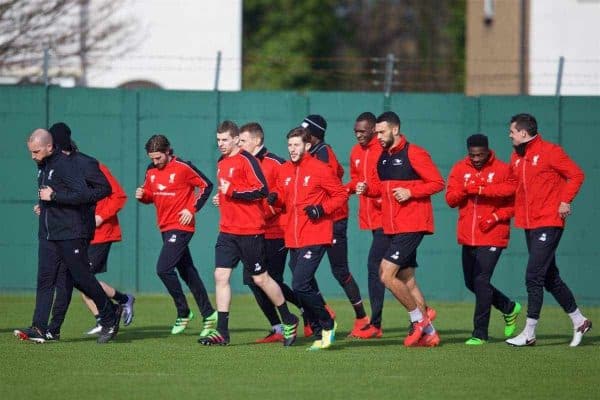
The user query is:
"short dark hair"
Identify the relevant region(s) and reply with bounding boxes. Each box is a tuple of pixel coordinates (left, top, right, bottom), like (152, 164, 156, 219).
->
(466, 134, 489, 149)
(240, 122, 264, 144)
(286, 127, 311, 143)
(376, 111, 401, 128)
(510, 113, 538, 136)
(356, 112, 376, 125)
(217, 120, 240, 137)
(145, 134, 171, 153)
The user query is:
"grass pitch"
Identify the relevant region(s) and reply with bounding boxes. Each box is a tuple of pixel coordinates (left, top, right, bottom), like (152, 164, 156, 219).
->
(1, 294, 598, 399)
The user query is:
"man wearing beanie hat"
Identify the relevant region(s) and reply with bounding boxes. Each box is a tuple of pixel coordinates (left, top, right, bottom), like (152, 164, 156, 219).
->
(46, 122, 135, 338)
(301, 114, 371, 337)
(49, 122, 73, 152)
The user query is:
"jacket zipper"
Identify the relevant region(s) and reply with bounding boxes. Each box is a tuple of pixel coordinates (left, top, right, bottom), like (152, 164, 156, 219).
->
(386, 181, 395, 232)
(293, 165, 299, 247)
(522, 158, 530, 227)
(363, 148, 371, 228)
(42, 170, 50, 239)
(471, 196, 478, 246)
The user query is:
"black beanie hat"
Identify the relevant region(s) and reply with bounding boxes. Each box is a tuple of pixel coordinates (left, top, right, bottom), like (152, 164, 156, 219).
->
(301, 114, 327, 140)
(49, 122, 73, 152)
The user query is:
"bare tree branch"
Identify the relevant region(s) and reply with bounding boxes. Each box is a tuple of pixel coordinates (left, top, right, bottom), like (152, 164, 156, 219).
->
(0, 0, 139, 84)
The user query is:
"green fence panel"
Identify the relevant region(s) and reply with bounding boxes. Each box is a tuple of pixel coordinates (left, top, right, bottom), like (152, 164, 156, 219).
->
(2, 87, 599, 305)
(1, 86, 47, 290)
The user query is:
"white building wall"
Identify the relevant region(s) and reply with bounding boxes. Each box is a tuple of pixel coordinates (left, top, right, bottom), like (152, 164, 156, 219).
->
(529, 0, 600, 95)
(87, 0, 241, 90)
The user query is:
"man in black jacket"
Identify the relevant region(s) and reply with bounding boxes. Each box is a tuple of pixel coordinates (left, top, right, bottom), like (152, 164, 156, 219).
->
(14, 129, 120, 344)
(45, 123, 134, 338)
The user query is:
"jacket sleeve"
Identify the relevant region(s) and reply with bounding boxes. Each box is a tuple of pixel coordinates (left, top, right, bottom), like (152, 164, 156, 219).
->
(552, 145, 585, 203)
(137, 168, 154, 203)
(493, 198, 515, 222)
(445, 164, 468, 208)
(320, 168, 349, 215)
(95, 164, 127, 221)
(227, 153, 268, 201)
(408, 146, 445, 198)
(184, 161, 213, 212)
(81, 157, 111, 203)
(363, 160, 383, 198)
(53, 164, 95, 205)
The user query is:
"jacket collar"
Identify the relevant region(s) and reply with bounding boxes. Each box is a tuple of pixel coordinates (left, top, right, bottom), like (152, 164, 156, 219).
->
(386, 135, 407, 154)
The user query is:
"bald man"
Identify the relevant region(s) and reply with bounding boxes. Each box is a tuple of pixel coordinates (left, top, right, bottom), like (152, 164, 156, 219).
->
(14, 129, 121, 344)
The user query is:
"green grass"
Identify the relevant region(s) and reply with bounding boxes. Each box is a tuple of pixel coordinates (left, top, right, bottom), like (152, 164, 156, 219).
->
(1, 294, 598, 399)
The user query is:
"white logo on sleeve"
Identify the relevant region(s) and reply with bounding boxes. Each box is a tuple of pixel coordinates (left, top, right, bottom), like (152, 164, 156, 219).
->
(539, 233, 547, 242)
(303, 250, 313, 259)
(169, 173, 176, 183)
(532, 155, 540, 166)
(487, 172, 495, 183)
(254, 263, 262, 272)
(168, 234, 177, 243)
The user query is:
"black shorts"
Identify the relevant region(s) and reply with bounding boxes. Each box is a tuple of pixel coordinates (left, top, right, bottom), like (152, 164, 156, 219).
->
(88, 242, 112, 274)
(382, 232, 424, 269)
(215, 232, 267, 276)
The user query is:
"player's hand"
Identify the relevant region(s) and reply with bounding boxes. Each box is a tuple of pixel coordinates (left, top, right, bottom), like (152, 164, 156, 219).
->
(39, 186, 54, 201)
(392, 187, 411, 203)
(356, 182, 367, 195)
(212, 193, 220, 206)
(304, 204, 324, 220)
(558, 202, 571, 219)
(33, 204, 40, 216)
(479, 213, 499, 233)
(95, 215, 104, 227)
(135, 187, 145, 199)
(179, 208, 193, 225)
(266, 192, 278, 205)
(219, 178, 231, 195)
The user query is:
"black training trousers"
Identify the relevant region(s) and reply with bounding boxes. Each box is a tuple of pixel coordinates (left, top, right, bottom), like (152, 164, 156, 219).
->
(524, 227, 577, 320)
(157, 230, 213, 318)
(462, 245, 514, 340)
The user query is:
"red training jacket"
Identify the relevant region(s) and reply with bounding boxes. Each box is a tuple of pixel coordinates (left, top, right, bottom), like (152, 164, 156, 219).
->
(255, 147, 286, 239)
(217, 149, 269, 235)
(445, 151, 513, 247)
(92, 163, 127, 244)
(138, 156, 213, 233)
(508, 135, 584, 229)
(367, 135, 445, 234)
(309, 142, 348, 222)
(273, 154, 348, 248)
(347, 136, 383, 230)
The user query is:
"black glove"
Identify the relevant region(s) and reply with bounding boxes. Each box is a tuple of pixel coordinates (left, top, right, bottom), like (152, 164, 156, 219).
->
(267, 192, 278, 205)
(304, 204, 324, 220)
